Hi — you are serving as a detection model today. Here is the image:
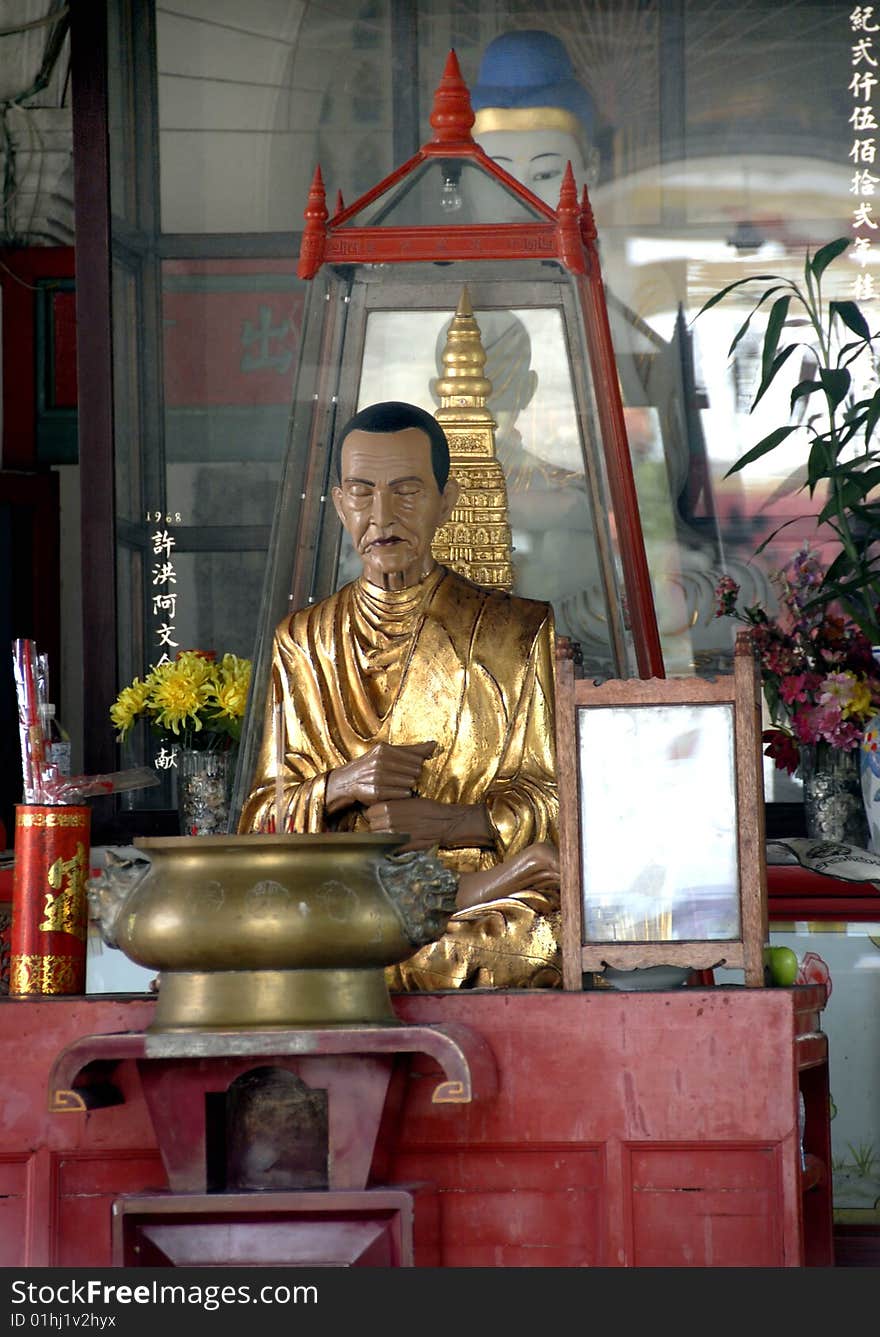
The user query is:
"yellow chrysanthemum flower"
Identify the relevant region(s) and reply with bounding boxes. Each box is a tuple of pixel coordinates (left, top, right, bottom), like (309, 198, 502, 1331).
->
(110, 650, 252, 749)
(208, 654, 251, 721)
(147, 660, 212, 735)
(109, 677, 152, 739)
(167, 650, 216, 688)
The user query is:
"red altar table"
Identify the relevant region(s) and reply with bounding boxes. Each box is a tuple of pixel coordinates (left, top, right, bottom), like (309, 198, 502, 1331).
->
(0, 984, 831, 1267)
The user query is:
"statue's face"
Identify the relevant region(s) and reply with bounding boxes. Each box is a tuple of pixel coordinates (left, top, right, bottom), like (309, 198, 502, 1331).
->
(332, 427, 459, 589)
(475, 126, 597, 210)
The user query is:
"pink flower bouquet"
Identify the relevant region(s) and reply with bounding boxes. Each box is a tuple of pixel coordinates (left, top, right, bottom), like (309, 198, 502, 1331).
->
(715, 547, 880, 773)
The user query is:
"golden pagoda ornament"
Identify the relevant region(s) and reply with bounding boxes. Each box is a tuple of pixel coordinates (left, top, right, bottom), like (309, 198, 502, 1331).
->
(431, 288, 513, 590)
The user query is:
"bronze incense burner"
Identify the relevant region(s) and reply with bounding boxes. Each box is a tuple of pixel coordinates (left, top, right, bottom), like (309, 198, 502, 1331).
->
(114, 833, 457, 1032)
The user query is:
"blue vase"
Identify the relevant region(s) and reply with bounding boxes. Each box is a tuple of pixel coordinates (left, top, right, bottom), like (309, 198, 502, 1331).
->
(861, 716, 880, 853)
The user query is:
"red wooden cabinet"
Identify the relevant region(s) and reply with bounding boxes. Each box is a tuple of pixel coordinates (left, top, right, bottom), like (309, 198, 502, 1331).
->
(390, 988, 832, 1267)
(0, 985, 831, 1268)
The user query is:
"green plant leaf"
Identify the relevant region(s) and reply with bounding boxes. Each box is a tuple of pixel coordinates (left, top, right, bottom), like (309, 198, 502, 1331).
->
(830, 300, 871, 341)
(753, 514, 813, 554)
(840, 341, 872, 369)
(824, 548, 851, 585)
(693, 275, 787, 320)
(819, 366, 852, 409)
(845, 470, 880, 500)
(724, 286, 789, 356)
(752, 342, 799, 409)
(807, 437, 833, 491)
(725, 425, 798, 476)
(809, 236, 851, 280)
(790, 378, 820, 412)
(865, 388, 880, 448)
(760, 295, 792, 381)
(722, 283, 791, 358)
(818, 481, 868, 522)
(835, 418, 871, 449)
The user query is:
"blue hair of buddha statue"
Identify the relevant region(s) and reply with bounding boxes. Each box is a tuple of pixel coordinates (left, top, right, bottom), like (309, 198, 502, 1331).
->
(471, 30, 596, 153)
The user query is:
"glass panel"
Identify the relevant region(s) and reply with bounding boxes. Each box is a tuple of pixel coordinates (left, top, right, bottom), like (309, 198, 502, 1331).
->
(110, 249, 303, 779)
(337, 303, 622, 670)
(106, 1, 138, 224)
(162, 259, 303, 470)
(720, 921, 880, 1223)
(151, 549, 265, 660)
(346, 158, 548, 226)
(156, 0, 394, 233)
(577, 702, 740, 942)
(401, 6, 854, 691)
(330, 293, 693, 676)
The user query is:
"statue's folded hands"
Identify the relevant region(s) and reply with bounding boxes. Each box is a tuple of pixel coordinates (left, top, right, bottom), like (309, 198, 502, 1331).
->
(363, 796, 494, 851)
(325, 740, 438, 812)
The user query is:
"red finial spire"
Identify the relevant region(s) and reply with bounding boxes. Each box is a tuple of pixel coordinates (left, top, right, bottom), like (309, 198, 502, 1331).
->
(429, 49, 475, 145)
(556, 163, 586, 275)
(557, 162, 579, 216)
(298, 165, 328, 279)
(579, 183, 597, 245)
(334, 189, 345, 217)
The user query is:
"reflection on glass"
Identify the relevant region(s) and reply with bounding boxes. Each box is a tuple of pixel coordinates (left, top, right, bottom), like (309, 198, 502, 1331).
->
(578, 702, 740, 942)
(155, 2, 395, 234)
(338, 302, 694, 677)
(338, 305, 612, 655)
(343, 159, 546, 228)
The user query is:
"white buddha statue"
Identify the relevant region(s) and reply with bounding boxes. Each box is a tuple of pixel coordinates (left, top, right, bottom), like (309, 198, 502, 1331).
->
(471, 29, 600, 210)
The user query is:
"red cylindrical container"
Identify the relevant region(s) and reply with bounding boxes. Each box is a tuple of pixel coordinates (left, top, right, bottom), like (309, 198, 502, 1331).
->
(9, 805, 90, 996)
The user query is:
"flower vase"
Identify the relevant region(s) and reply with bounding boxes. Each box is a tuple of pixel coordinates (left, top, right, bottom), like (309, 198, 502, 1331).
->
(799, 742, 869, 849)
(176, 749, 232, 837)
(860, 716, 880, 853)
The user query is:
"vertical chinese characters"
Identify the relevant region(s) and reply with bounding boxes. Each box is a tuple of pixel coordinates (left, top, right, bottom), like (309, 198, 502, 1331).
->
(851, 6, 880, 299)
(149, 518, 179, 770)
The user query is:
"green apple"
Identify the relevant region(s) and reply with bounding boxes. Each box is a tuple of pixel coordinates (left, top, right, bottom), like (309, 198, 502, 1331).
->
(764, 945, 799, 987)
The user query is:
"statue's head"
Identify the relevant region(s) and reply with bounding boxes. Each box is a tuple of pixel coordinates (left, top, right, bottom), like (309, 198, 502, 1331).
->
(331, 401, 460, 591)
(472, 29, 599, 205)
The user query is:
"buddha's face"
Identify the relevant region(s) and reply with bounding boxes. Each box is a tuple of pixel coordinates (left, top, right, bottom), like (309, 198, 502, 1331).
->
(332, 427, 459, 590)
(475, 126, 598, 211)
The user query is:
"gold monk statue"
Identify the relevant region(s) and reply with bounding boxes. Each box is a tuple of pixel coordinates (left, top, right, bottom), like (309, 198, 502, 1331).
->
(239, 401, 561, 989)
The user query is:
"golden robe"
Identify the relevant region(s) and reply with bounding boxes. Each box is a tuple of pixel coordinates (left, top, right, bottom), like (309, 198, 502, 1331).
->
(239, 565, 561, 989)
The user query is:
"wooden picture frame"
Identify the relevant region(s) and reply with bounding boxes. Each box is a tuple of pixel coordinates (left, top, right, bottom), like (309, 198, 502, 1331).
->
(556, 632, 767, 988)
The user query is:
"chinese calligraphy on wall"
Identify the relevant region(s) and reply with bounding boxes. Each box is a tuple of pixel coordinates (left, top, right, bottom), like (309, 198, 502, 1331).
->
(149, 509, 182, 771)
(851, 6, 880, 298)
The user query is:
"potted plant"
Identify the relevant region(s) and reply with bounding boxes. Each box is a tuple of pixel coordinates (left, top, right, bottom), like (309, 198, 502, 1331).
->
(699, 238, 880, 846)
(714, 548, 880, 845)
(698, 236, 880, 639)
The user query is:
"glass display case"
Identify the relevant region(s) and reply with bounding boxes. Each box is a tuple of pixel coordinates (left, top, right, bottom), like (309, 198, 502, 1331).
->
(231, 52, 670, 822)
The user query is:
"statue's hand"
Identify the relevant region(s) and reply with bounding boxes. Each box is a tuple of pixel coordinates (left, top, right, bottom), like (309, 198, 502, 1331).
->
(325, 740, 436, 814)
(456, 841, 561, 911)
(364, 797, 493, 851)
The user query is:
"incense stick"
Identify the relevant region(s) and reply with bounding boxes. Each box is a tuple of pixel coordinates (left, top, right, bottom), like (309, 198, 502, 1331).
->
(274, 689, 284, 834)
(13, 639, 46, 803)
